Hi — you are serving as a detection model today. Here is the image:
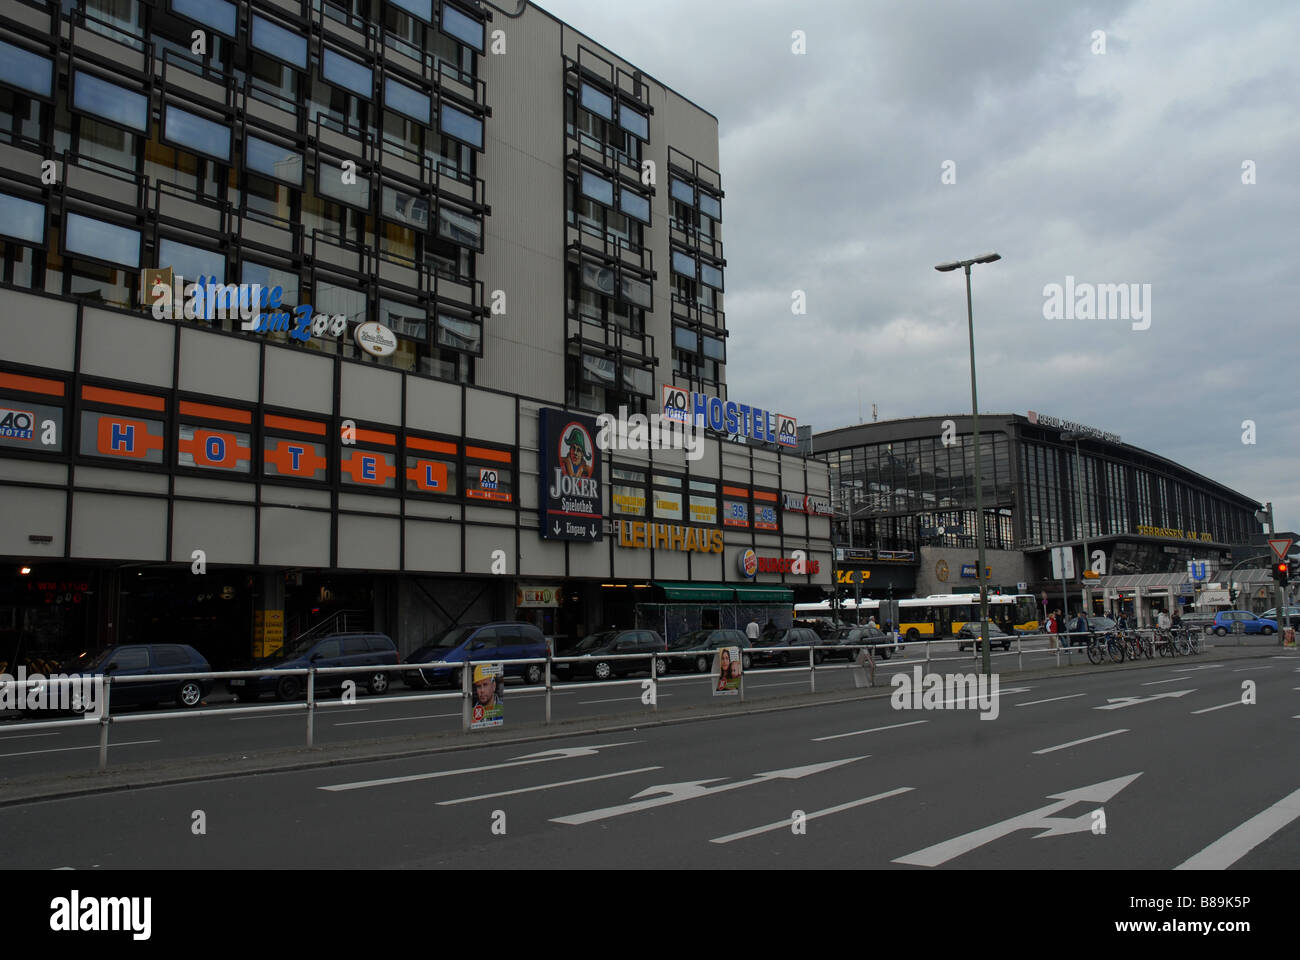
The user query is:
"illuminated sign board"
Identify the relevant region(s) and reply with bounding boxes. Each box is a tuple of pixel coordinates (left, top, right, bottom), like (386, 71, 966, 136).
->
(538, 408, 601, 542)
(661, 384, 798, 448)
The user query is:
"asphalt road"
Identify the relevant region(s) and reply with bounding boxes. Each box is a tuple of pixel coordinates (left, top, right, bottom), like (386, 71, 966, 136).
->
(2, 647, 1296, 869)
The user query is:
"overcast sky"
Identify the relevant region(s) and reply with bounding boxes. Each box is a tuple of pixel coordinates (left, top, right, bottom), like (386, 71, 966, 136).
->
(532, 0, 1300, 534)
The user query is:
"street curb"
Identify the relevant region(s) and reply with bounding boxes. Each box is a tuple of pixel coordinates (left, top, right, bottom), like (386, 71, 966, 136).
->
(0, 644, 1290, 806)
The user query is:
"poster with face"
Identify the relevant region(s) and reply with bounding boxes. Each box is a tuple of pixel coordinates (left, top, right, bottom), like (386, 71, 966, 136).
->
(470, 662, 504, 729)
(713, 645, 741, 696)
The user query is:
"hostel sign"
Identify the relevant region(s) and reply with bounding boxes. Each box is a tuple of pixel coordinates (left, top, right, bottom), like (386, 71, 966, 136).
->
(538, 408, 602, 542)
(661, 384, 798, 448)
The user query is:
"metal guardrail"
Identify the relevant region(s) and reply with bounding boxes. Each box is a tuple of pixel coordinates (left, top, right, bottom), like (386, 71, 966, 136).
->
(3, 627, 1288, 773)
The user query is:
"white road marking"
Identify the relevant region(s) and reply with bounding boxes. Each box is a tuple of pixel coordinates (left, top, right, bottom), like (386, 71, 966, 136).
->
(318, 741, 642, 792)
(1232, 666, 1272, 673)
(1141, 678, 1182, 685)
(552, 757, 866, 825)
(1033, 729, 1128, 755)
(1015, 694, 1085, 707)
(1176, 787, 1300, 869)
(333, 712, 460, 726)
(1190, 702, 1242, 715)
(709, 787, 914, 844)
(0, 739, 160, 759)
(812, 720, 928, 742)
(1172, 664, 1224, 672)
(1095, 690, 1195, 710)
(436, 766, 663, 805)
(578, 694, 674, 705)
(893, 774, 1143, 867)
(0, 732, 60, 742)
(747, 680, 814, 689)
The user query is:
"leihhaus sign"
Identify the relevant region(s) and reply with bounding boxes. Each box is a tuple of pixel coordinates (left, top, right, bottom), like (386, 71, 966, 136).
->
(617, 520, 723, 553)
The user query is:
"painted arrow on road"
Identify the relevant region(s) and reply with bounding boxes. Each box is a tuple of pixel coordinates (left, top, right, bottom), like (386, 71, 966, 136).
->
(318, 741, 643, 792)
(1094, 690, 1195, 710)
(550, 756, 866, 825)
(893, 773, 1142, 867)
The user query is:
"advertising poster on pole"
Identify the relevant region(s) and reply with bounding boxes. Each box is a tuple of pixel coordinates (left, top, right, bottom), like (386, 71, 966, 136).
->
(713, 646, 742, 696)
(470, 662, 504, 729)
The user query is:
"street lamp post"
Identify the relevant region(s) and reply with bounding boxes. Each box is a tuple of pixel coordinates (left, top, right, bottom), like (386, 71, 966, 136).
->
(1062, 432, 1089, 619)
(1256, 503, 1288, 638)
(936, 252, 1000, 677)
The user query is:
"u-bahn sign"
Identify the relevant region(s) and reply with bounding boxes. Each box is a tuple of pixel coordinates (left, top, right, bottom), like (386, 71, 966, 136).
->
(538, 408, 602, 542)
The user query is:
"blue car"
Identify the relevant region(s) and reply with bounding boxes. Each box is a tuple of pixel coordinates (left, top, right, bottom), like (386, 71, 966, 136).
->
(403, 622, 549, 688)
(59, 643, 213, 710)
(1211, 611, 1278, 636)
(229, 633, 400, 701)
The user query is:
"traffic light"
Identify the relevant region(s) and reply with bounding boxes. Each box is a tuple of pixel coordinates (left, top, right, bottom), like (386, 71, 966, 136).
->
(1275, 561, 1290, 586)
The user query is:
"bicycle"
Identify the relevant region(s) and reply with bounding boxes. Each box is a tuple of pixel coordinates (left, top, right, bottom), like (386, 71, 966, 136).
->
(1173, 626, 1194, 656)
(1155, 628, 1178, 657)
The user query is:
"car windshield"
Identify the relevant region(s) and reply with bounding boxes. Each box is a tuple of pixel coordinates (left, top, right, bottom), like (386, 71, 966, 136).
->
(574, 632, 617, 651)
(77, 648, 115, 671)
(670, 631, 711, 650)
(427, 625, 477, 650)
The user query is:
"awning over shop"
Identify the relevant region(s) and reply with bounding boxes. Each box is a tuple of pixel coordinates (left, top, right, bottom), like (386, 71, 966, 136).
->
(648, 583, 795, 604)
(731, 584, 794, 604)
(650, 582, 736, 603)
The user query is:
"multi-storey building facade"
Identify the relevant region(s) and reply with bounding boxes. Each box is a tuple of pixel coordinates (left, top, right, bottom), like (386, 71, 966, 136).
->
(0, 0, 830, 667)
(813, 414, 1264, 619)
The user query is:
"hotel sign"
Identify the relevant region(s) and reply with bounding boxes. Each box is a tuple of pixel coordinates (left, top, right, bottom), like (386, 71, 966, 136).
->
(538, 408, 602, 542)
(661, 384, 798, 448)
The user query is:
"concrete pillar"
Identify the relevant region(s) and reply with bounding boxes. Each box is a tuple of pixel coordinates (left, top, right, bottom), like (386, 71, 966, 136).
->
(1134, 586, 1146, 627)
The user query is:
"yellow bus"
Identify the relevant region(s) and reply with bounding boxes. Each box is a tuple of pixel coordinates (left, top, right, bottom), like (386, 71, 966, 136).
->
(795, 594, 1040, 640)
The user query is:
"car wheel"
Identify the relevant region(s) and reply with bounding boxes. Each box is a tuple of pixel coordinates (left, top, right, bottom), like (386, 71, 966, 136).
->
(742, 653, 752, 670)
(1214, 627, 1227, 636)
(1262, 626, 1274, 636)
(654, 657, 667, 677)
(813, 650, 824, 665)
(593, 661, 612, 681)
(275, 676, 300, 701)
(447, 667, 464, 689)
(695, 656, 709, 673)
(525, 663, 543, 685)
(367, 672, 390, 696)
(176, 681, 203, 708)
(906, 629, 920, 641)
(877, 647, 890, 660)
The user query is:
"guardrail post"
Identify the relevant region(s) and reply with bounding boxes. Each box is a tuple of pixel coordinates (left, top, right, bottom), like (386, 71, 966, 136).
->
(544, 654, 552, 725)
(1017, 632, 1023, 671)
(809, 646, 816, 693)
(1055, 633, 1061, 667)
(306, 669, 315, 747)
(460, 659, 471, 733)
(740, 656, 745, 701)
(650, 654, 658, 712)
(925, 638, 931, 670)
(97, 675, 112, 772)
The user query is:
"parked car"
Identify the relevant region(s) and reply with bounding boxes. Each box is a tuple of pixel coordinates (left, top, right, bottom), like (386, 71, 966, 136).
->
(663, 629, 749, 674)
(57, 643, 214, 710)
(839, 624, 900, 659)
(1259, 606, 1300, 624)
(553, 630, 667, 681)
(747, 628, 819, 666)
(1211, 611, 1278, 636)
(956, 621, 1012, 652)
(230, 633, 399, 701)
(403, 622, 548, 688)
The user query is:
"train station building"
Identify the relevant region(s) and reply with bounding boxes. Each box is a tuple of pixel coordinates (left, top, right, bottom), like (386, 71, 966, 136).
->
(812, 412, 1266, 623)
